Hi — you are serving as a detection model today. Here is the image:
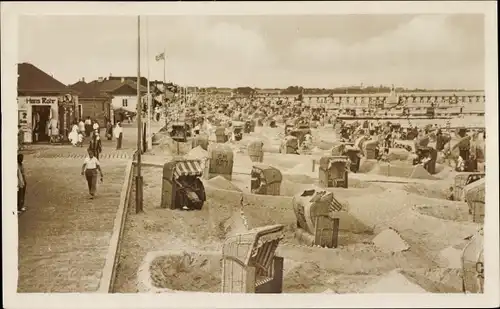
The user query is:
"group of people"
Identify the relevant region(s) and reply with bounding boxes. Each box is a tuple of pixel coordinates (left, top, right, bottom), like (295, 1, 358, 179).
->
(69, 117, 122, 199)
(68, 117, 124, 151)
(68, 116, 99, 147)
(17, 115, 130, 210)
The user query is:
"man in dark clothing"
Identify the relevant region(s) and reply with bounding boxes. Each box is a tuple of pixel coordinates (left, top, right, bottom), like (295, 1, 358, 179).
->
(88, 130, 103, 160)
(84, 116, 92, 137)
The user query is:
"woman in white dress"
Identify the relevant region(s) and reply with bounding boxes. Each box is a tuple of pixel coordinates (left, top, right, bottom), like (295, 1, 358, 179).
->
(49, 118, 59, 143)
(68, 122, 80, 146)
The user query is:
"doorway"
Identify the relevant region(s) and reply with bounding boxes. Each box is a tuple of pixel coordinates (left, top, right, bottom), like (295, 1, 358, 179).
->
(32, 105, 51, 143)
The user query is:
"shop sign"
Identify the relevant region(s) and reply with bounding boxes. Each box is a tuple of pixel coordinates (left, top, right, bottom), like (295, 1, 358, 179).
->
(18, 110, 29, 131)
(26, 97, 57, 105)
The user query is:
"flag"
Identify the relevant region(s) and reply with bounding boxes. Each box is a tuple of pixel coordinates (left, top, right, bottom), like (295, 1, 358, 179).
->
(155, 52, 165, 61)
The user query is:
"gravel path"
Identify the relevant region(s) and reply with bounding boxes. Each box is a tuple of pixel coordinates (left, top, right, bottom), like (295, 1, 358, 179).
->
(17, 158, 128, 292)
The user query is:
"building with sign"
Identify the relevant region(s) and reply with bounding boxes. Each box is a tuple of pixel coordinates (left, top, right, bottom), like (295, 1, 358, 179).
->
(17, 63, 79, 144)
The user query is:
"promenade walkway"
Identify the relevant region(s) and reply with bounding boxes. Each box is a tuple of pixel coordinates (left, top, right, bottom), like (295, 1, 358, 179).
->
(16, 123, 165, 292)
(17, 157, 128, 292)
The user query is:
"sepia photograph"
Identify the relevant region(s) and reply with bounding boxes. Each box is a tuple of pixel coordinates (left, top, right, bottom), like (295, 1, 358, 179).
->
(2, 1, 498, 308)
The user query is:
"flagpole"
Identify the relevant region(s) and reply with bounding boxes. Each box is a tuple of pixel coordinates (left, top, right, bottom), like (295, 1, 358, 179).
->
(163, 49, 166, 126)
(163, 48, 166, 85)
(146, 16, 152, 151)
(136, 15, 143, 214)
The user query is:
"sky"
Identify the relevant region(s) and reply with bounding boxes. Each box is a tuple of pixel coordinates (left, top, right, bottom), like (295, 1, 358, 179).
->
(18, 14, 485, 89)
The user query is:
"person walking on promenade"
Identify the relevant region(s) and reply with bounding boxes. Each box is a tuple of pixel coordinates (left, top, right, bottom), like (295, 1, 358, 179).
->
(68, 121, 80, 146)
(48, 117, 60, 144)
(17, 153, 27, 213)
(84, 116, 92, 137)
(81, 149, 103, 199)
(105, 120, 113, 140)
(114, 122, 123, 150)
(18, 125, 24, 150)
(88, 130, 103, 160)
(78, 118, 85, 135)
(93, 119, 100, 132)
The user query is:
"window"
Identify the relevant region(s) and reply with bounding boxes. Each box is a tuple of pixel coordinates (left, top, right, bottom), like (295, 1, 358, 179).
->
(122, 99, 128, 107)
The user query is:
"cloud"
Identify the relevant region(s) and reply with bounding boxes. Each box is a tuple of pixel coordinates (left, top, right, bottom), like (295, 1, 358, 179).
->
(149, 17, 277, 86)
(286, 15, 484, 88)
(291, 16, 473, 68)
(189, 21, 275, 68)
(18, 15, 485, 89)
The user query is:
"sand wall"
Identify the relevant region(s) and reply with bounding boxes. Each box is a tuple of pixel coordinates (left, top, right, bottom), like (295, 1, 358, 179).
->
(205, 187, 245, 239)
(358, 159, 379, 173)
(241, 193, 296, 230)
(369, 163, 438, 180)
(343, 189, 480, 259)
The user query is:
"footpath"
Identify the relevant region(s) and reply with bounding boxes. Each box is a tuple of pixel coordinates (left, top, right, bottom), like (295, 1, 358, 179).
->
(16, 122, 164, 292)
(17, 157, 129, 292)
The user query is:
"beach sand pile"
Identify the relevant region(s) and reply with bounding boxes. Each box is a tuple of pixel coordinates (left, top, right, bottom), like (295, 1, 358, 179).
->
(220, 208, 249, 237)
(286, 162, 316, 176)
(367, 162, 438, 180)
(241, 193, 296, 231)
(314, 140, 337, 151)
(438, 246, 463, 269)
(372, 228, 410, 253)
(283, 262, 334, 293)
(344, 189, 480, 261)
(185, 146, 208, 160)
(151, 137, 192, 156)
(264, 154, 304, 170)
(386, 148, 412, 162)
(402, 183, 450, 200)
(401, 268, 463, 292)
(205, 175, 242, 192)
(152, 132, 170, 145)
(358, 159, 379, 173)
(412, 202, 470, 222)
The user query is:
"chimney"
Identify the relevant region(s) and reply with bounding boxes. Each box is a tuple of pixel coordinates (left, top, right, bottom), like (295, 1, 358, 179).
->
(82, 77, 85, 82)
(121, 77, 125, 83)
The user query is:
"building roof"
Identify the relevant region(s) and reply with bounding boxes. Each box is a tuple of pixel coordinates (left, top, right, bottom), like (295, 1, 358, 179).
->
(69, 80, 110, 98)
(17, 62, 74, 94)
(108, 76, 149, 88)
(98, 79, 148, 93)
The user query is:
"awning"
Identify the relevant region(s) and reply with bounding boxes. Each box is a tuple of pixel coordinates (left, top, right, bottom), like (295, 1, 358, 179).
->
(174, 160, 203, 179)
(329, 157, 348, 164)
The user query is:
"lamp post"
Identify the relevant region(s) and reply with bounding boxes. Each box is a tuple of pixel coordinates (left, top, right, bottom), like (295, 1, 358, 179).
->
(146, 17, 152, 151)
(136, 15, 143, 213)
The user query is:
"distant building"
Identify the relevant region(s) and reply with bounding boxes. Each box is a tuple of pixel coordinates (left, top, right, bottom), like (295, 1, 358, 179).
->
(218, 88, 233, 95)
(69, 78, 112, 127)
(255, 89, 281, 97)
(96, 77, 148, 123)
